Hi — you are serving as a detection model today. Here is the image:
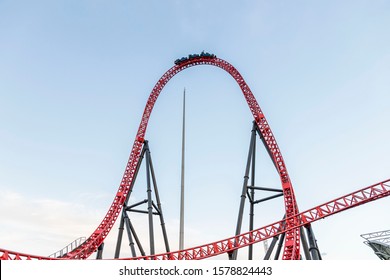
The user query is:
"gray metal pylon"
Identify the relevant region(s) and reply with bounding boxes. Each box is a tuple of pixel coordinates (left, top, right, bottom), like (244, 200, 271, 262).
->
(305, 224, 322, 260)
(232, 122, 285, 260)
(231, 122, 257, 260)
(114, 145, 147, 259)
(114, 140, 170, 258)
(123, 210, 145, 257)
(145, 141, 155, 255)
(148, 152, 170, 253)
(300, 226, 311, 260)
(274, 231, 286, 259)
(248, 122, 257, 260)
(96, 243, 104, 259)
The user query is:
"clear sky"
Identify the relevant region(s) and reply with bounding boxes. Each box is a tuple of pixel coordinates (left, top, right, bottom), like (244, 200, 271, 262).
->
(0, 0, 389, 260)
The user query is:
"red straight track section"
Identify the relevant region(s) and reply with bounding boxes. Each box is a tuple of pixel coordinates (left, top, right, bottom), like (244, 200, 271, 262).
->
(125, 179, 390, 259)
(0, 249, 53, 260)
(1, 179, 389, 260)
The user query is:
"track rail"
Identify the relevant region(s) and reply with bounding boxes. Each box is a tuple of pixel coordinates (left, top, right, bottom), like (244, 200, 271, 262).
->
(1, 179, 389, 260)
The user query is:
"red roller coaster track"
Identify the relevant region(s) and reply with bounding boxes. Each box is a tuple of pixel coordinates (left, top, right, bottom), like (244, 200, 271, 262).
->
(0, 54, 388, 260)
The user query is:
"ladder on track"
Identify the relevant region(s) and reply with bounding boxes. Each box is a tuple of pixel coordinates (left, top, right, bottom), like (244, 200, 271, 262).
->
(48, 237, 86, 258)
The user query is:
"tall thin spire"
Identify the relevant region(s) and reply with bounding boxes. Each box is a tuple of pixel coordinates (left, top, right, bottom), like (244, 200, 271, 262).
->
(179, 88, 186, 251)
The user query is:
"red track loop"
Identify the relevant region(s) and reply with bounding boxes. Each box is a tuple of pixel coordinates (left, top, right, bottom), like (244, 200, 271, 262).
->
(63, 55, 301, 259)
(2, 56, 301, 260)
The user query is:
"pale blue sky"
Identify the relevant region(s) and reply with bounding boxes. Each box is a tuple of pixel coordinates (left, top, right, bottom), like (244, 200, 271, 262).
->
(1, 0, 389, 259)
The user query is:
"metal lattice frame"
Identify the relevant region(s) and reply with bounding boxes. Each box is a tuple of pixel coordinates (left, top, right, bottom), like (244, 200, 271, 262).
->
(361, 230, 390, 260)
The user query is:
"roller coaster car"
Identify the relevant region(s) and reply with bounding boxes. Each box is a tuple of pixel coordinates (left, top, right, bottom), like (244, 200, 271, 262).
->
(174, 57, 188, 65)
(174, 52, 216, 65)
(200, 51, 216, 58)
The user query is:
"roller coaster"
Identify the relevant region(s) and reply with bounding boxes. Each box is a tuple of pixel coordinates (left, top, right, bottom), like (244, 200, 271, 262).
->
(1, 53, 389, 260)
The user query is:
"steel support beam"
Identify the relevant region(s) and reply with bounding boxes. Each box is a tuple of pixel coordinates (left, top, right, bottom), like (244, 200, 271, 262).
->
(306, 224, 322, 260)
(231, 123, 257, 260)
(124, 211, 144, 257)
(115, 140, 170, 258)
(114, 145, 147, 259)
(149, 155, 170, 253)
(233, 122, 286, 260)
(144, 141, 155, 255)
(96, 243, 104, 260)
(300, 227, 311, 260)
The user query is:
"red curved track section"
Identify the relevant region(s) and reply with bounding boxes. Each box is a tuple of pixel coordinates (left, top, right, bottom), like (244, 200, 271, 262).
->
(55, 55, 301, 260)
(1, 179, 389, 260)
